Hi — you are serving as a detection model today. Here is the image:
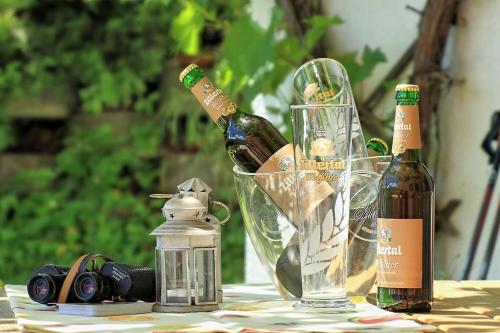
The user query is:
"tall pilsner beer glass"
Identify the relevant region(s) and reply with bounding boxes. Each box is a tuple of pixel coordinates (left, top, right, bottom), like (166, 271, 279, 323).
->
(291, 104, 354, 311)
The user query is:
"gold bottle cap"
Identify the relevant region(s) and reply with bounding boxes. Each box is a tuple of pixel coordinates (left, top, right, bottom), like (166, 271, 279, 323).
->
(395, 84, 419, 92)
(179, 64, 199, 83)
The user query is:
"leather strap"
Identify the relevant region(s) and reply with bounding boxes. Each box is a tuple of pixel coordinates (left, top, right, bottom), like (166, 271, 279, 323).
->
(57, 253, 112, 303)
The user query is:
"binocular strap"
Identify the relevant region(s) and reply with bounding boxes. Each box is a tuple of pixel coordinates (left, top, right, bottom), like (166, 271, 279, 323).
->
(57, 253, 112, 303)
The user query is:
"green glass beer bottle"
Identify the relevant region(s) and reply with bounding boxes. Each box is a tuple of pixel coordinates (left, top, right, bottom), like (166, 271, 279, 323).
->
(367, 137, 389, 156)
(179, 64, 289, 172)
(376, 84, 435, 312)
(180, 64, 335, 299)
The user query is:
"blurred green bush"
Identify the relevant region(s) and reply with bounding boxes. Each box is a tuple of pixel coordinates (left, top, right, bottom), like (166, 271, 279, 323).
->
(0, 0, 386, 284)
(0, 0, 246, 284)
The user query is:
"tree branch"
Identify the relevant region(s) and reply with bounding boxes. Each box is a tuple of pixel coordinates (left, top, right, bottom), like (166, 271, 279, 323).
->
(411, 0, 462, 160)
(275, 0, 326, 58)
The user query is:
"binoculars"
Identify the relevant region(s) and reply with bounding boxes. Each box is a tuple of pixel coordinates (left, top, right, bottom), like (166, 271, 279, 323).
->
(27, 262, 155, 304)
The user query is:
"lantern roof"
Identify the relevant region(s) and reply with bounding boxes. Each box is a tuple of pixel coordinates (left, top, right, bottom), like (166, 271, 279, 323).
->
(162, 195, 206, 217)
(177, 178, 212, 193)
(151, 195, 217, 236)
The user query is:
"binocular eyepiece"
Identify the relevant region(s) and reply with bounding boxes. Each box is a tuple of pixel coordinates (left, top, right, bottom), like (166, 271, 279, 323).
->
(73, 272, 112, 303)
(27, 265, 71, 304)
(27, 262, 155, 305)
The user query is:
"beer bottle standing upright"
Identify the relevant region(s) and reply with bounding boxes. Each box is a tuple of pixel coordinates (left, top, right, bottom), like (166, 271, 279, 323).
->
(376, 84, 434, 312)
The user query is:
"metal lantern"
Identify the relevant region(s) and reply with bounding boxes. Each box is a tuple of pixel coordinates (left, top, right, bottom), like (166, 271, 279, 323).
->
(151, 194, 221, 312)
(176, 178, 229, 302)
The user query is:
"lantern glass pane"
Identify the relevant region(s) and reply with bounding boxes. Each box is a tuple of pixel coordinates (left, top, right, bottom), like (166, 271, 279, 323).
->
(194, 248, 216, 304)
(165, 250, 190, 305)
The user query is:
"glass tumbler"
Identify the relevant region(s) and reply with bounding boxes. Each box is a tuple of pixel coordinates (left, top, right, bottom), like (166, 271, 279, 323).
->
(291, 104, 354, 311)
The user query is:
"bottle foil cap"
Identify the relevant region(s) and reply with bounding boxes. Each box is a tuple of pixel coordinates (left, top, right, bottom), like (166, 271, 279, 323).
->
(179, 64, 199, 83)
(395, 84, 419, 92)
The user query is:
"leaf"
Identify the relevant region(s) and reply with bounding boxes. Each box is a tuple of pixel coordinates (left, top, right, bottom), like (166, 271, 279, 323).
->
(316, 247, 337, 261)
(302, 242, 344, 276)
(301, 260, 331, 276)
(0, 120, 14, 150)
(334, 193, 344, 227)
(220, 8, 281, 92)
(276, 35, 307, 65)
(383, 78, 400, 90)
(309, 223, 321, 256)
(321, 209, 333, 242)
(339, 46, 387, 87)
(302, 206, 348, 276)
(171, 2, 204, 55)
(362, 46, 386, 69)
(304, 15, 343, 51)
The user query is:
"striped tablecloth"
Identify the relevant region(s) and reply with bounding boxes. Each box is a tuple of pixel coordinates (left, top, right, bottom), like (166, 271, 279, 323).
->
(1, 281, 499, 333)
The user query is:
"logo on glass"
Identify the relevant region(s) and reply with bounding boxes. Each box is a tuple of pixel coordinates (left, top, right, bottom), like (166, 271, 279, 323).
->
(303, 83, 338, 103)
(310, 138, 334, 157)
(299, 138, 346, 183)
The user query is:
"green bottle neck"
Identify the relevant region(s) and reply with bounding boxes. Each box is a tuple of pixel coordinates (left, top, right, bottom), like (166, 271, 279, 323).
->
(393, 95, 422, 163)
(181, 66, 241, 131)
(181, 66, 204, 90)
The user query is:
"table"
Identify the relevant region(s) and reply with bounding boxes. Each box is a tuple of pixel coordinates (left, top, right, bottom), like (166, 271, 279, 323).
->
(367, 280, 500, 332)
(1, 281, 499, 333)
(0, 287, 18, 333)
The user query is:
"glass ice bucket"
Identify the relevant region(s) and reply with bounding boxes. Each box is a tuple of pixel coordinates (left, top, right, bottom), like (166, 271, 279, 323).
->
(233, 155, 391, 300)
(233, 166, 298, 300)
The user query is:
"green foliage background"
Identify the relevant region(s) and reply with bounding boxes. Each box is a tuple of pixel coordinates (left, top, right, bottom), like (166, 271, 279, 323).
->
(0, 0, 386, 284)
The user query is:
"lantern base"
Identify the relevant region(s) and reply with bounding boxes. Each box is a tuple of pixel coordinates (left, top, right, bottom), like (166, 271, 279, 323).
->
(153, 303, 219, 313)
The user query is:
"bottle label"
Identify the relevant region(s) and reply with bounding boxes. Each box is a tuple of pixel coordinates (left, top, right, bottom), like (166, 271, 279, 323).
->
(392, 105, 422, 156)
(191, 77, 236, 122)
(254, 144, 334, 225)
(377, 218, 423, 288)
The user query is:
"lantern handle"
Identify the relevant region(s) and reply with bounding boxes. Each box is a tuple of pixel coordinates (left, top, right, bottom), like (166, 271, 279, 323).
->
(149, 193, 176, 199)
(211, 200, 230, 224)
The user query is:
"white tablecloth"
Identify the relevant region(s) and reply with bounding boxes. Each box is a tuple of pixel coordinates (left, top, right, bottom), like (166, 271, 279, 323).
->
(6, 284, 434, 332)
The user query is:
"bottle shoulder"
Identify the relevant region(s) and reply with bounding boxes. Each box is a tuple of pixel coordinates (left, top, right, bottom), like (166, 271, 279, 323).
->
(235, 111, 269, 124)
(224, 112, 262, 128)
(224, 112, 286, 141)
(379, 161, 434, 192)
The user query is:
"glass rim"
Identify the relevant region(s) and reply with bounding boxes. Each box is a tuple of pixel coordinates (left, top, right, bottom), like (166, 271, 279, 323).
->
(351, 169, 382, 179)
(233, 165, 296, 177)
(233, 155, 392, 177)
(292, 58, 348, 101)
(290, 104, 352, 110)
(352, 155, 392, 163)
(292, 58, 346, 84)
